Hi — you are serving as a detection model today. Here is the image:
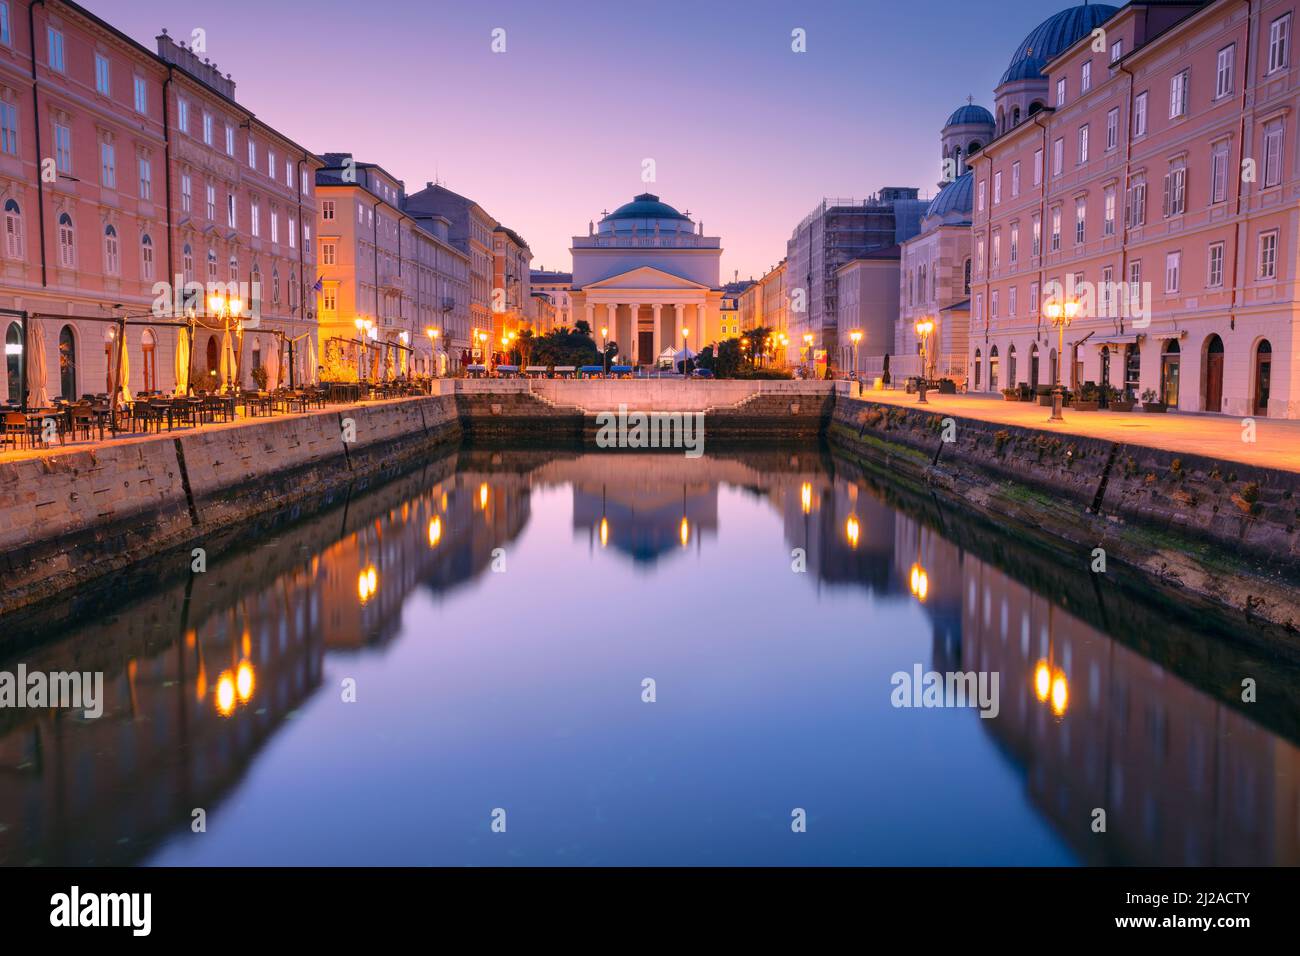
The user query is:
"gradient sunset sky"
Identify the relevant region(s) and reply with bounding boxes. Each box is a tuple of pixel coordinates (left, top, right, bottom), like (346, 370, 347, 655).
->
(110, 0, 1080, 281)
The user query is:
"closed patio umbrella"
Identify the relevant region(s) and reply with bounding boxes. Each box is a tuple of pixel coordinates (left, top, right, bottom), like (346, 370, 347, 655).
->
(173, 325, 190, 396)
(265, 337, 280, 391)
(219, 326, 236, 394)
(26, 319, 49, 408)
(305, 334, 318, 384)
(109, 328, 132, 405)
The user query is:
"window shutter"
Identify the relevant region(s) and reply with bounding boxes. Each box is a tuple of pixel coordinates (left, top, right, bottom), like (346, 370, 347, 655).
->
(1162, 174, 1171, 217)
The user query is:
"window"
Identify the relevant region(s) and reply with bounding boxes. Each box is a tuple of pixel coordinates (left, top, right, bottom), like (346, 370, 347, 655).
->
(1211, 141, 1229, 203)
(1011, 161, 1021, 197)
(141, 330, 156, 392)
(271, 210, 279, 244)
(3, 199, 23, 259)
(140, 234, 155, 280)
(1216, 45, 1235, 98)
(289, 216, 296, 249)
(248, 137, 256, 167)
(133, 76, 147, 114)
(1050, 207, 1061, 251)
(1134, 91, 1148, 136)
(1078, 124, 1089, 164)
(0, 101, 16, 155)
(225, 125, 235, 157)
(994, 171, 1002, 204)
(322, 199, 335, 221)
(285, 160, 293, 188)
(977, 179, 986, 211)
(303, 223, 310, 244)
(181, 172, 192, 212)
(992, 231, 1001, 269)
(207, 249, 217, 282)
(1127, 177, 1147, 226)
(251, 197, 260, 237)
(138, 157, 151, 200)
(1106, 108, 1119, 150)
(976, 237, 984, 272)
(100, 142, 116, 189)
(1101, 266, 1114, 315)
(1075, 198, 1086, 244)
(227, 192, 236, 229)
(0, 3, 9, 46)
(1164, 251, 1181, 292)
(47, 27, 64, 72)
(206, 184, 216, 220)
(202, 111, 213, 145)
(1169, 70, 1189, 118)
(1111, 40, 1122, 64)
(1030, 281, 1039, 315)
(1263, 120, 1284, 187)
(1082, 61, 1092, 93)
(1053, 138, 1064, 176)
(1162, 165, 1186, 217)
(991, 290, 999, 319)
(1104, 186, 1116, 236)
(178, 98, 189, 133)
(267, 150, 275, 179)
(1009, 286, 1018, 316)
(183, 244, 193, 284)
(323, 285, 337, 312)
(1032, 214, 1041, 256)
(1033, 148, 1043, 185)
(1207, 241, 1224, 287)
(302, 169, 310, 194)
(1129, 259, 1141, 290)
(1010, 224, 1019, 263)
(1258, 230, 1278, 278)
(1056, 77, 1067, 106)
(322, 241, 336, 266)
(54, 122, 71, 173)
(963, 258, 971, 294)
(103, 225, 119, 275)
(1269, 14, 1290, 74)
(95, 53, 110, 95)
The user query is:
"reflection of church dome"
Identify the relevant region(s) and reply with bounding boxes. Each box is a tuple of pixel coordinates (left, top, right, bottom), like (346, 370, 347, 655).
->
(926, 171, 974, 219)
(1000, 5, 1118, 85)
(601, 193, 690, 223)
(945, 104, 994, 127)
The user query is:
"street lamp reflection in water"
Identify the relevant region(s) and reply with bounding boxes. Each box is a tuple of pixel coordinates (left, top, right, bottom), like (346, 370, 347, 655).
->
(845, 515, 860, 548)
(909, 562, 929, 602)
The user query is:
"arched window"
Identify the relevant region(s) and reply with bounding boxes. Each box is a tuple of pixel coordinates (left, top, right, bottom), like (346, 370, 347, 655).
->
(4, 199, 24, 259)
(990, 345, 1001, 390)
(918, 264, 927, 303)
(182, 243, 194, 283)
(141, 329, 157, 393)
(103, 224, 119, 275)
(140, 234, 155, 281)
(968, 140, 982, 154)
(1204, 334, 1225, 412)
(1008, 344, 1018, 386)
(963, 258, 972, 295)
(229, 254, 238, 282)
(58, 212, 75, 268)
(5, 322, 20, 403)
(58, 325, 77, 400)
(272, 265, 281, 306)
(1030, 343, 1040, 388)
(207, 248, 218, 282)
(1012, 107, 1021, 127)
(1028, 101, 1045, 116)
(1254, 339, 1273, 416)
(250, 262, 262, 312)
(1049, 347, 1058, 386)
(973, 348, 982, 389)
(205, 335, 219, 380)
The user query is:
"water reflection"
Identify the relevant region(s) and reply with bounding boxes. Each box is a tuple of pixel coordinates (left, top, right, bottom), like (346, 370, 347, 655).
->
(0, 446, 1296, 865)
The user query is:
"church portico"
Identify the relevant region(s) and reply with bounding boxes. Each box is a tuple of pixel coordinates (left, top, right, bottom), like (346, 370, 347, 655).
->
(571, 194, 723, 368)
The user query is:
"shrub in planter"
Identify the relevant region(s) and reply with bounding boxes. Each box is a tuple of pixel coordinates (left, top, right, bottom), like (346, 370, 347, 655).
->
(1001, 387, 1020, 401)
(1074, 381, 1100, 411)
(1140, 387, 1167, 413)
(938, 378, 957, 394)
(1105, 385, 1135, 411)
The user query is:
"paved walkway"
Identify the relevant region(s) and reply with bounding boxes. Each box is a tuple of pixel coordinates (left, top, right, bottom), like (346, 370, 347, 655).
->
(855, 387, 1300, 472)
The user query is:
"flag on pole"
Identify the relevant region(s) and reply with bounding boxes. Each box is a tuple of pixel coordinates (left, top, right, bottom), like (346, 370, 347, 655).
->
(312, 275, 324, 292)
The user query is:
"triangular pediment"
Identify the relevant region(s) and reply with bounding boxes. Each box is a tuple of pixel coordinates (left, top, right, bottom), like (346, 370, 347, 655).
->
(583, 266, 711, 291)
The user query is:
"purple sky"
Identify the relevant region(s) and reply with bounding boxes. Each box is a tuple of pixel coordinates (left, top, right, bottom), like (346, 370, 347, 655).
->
(108, 0, 1077, 281)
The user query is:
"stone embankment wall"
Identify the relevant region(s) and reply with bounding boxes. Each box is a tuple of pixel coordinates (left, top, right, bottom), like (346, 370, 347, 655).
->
(831, 396, 1300, 635)
(0, 396, 460, 614)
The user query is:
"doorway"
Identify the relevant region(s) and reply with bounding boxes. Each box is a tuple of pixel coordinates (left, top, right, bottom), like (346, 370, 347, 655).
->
(1204, 334, 1224, 412)
(1161, 340, 1180, 407)
(638, 330, 654, 366)
(1254, 339, 1272, 416)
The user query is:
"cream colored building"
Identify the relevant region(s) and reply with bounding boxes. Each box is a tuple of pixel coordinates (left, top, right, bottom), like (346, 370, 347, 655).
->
(492, 225, 532, 340)
(569, 193, 721, 366)
(530, 270, 572, 330)
(836, 249, 902, 377)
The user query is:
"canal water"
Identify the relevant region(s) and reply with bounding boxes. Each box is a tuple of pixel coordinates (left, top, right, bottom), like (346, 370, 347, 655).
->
(1, 445, 1296, 866)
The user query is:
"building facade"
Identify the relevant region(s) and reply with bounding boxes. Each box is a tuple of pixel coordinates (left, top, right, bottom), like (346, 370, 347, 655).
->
(315, 154, 470, 379)
(491, 224, 532, 341)
(530, 269, 572, 331)
(569, 193, 721, 366)
(785, 189, 928, 371)
(759, 258, 789, 364)
(835, 248, 901, 376)
(1, 3, 320, 404)
(971, 0, 1299, 417)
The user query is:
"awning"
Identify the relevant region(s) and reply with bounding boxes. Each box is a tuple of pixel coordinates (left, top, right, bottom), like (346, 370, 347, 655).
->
(1153, 329, 1187, 341)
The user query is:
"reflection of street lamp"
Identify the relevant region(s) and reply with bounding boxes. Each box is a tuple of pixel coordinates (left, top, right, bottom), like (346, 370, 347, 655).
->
(908, 562, 929, 602)
(800, 482, 812, 515)
(845, 515, 860, 548)
(913, 317, 934, 403)
(1043, 297, 1079, 422)
(1034, 606, 1070, 717)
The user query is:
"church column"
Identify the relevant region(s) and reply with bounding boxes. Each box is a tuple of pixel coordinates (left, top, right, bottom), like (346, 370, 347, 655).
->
(585, 301, 595, 335)
(652, 303, 662, 369)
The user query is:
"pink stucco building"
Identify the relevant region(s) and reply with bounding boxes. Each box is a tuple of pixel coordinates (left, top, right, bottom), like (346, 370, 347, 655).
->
(1, 1, 320, 404)
(970, 0, 1299, 417)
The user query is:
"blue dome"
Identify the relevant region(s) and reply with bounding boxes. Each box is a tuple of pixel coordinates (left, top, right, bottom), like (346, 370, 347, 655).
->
(945, 104, 994, 127)
(1000, 5, 1119, 85)
(601, 193, 690, 223)
(926, 171, 974, 220)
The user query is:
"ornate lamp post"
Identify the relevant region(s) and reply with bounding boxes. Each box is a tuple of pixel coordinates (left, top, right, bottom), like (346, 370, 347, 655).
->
(600, 325, 608, 376)
(913, 316, 934, 403)
(425, 327, 440, 379)
(1043, 297, 1079, 422)
(681, 326, 690, 377)
(209, 291, 244, 392)
(849, 329, 862, 381)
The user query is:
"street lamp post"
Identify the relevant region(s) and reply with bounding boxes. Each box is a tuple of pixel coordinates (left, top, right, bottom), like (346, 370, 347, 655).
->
(849, 329, 862, 383)
(913, 316, 934, 403)
(209, 291, 244, 393)
(803, 333, 814, 378)
(425, 327, 440, 380)
(1044, 298, 1078, 422)
(600, 325, 608, 377)
(681, 327, 690, 377)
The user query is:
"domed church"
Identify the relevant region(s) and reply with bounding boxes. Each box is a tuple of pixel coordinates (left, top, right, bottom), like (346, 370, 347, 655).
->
(569, 194, 723, 367)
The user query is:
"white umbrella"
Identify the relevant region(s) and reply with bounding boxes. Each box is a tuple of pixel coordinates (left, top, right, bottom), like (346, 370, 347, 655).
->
(173, 325, 190, 396)
(265, 337, 280, 391)
(109, 329, 132, 405)
(219, 326, 236, 394)
(304, 334, 318, 385)
(26, 319, 49, 407)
